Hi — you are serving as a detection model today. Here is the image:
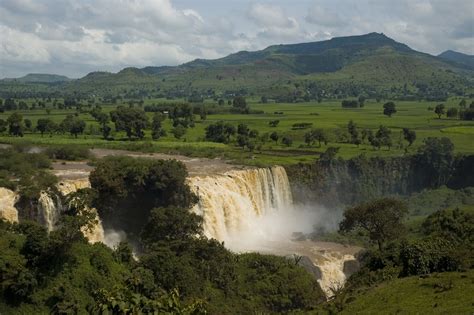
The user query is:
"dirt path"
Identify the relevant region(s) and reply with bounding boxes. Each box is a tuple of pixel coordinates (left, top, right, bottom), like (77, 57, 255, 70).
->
(52, 148, 247, 180)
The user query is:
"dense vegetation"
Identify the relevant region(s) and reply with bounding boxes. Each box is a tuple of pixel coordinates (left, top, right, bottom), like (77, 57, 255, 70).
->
(0, 153, 325, 314)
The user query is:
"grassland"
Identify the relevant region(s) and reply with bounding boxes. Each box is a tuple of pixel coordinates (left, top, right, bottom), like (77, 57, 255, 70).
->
(332, 269, 474, 314)
(1, 98, 473, 166)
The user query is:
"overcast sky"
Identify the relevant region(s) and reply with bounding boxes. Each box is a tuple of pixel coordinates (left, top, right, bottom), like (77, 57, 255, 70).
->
(0, 0, 473, 78)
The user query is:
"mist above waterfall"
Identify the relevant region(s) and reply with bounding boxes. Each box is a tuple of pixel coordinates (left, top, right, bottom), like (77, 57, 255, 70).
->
(189, 166, 342, 253)
(221, 203, 340, 253)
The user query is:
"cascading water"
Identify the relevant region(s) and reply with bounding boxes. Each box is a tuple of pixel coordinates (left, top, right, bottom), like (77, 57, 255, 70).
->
(188, 166, 293, 242)
(0, 187, 19, 223)
(0, 179, 105, 244)
(188, 166, 357, 297)
(38, 191, 62, 232)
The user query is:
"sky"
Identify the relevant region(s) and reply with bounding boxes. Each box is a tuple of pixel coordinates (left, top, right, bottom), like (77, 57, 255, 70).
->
(0, 0, 473, 78)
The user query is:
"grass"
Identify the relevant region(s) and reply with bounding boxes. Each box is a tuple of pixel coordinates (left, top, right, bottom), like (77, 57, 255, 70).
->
(1, 99, 473, 165)
(335, 269, 474, 314)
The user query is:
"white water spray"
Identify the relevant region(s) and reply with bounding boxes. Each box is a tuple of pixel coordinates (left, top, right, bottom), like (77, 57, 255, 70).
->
(189, 166, 356, 296)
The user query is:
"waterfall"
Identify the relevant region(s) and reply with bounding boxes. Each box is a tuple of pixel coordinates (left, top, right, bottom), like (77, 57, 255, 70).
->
(188, 166, 293, 242)
(0, 179, 105, 244)
(188, 165, 357, 297)
(38, 191, 62, 232)
(316, 252, 356, 297)
(0, 187, 19, 223)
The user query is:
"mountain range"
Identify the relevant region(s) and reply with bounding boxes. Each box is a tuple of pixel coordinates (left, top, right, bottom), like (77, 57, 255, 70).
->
(1, 33, 473, 99)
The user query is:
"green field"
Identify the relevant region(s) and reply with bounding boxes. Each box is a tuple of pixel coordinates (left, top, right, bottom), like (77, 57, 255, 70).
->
(1, 98, 473, 166)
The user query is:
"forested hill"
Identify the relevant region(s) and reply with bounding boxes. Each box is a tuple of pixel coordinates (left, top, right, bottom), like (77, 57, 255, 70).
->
(438, 50, 474, 70)
(1, 33, 473, 99)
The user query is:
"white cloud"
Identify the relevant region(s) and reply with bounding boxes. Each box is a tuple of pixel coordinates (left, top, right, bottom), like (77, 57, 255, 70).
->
(0, 0, 472, 78)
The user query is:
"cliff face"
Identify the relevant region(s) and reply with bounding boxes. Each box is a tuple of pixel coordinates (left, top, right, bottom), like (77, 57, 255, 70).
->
(286, 154, 474, 207)
(0, 187, 19, 223)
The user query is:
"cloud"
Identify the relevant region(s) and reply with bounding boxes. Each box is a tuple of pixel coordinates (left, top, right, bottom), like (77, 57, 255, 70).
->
(0, 0, 473, 78)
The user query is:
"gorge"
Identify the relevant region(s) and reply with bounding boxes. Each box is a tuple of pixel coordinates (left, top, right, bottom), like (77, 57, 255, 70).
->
(0, 151, 360, 297)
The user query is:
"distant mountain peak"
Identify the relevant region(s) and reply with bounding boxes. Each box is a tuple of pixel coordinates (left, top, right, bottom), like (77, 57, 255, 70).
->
(15, 73, 70, 83)
(438, 50, 474, 69)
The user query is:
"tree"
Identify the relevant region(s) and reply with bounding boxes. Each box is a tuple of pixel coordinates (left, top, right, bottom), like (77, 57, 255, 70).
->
(383, 102, 397, 117)
(375, 125, 392, 150)
(347, 120, 360, 146)
(171, 125, 186, 139)
(305, 129, 327, 147)
(60, 115, 86, 138)
(282, 135, 293, 147)
(151, 112, 166, 140)
(269, 120, 280, 127)
(237, 134, 249, 149)
(261, 96, 268, 103)
(24, 119, 32, 131)
(237, 123, 249, 136)
(458, 99, 466, 109)
(402, 128, 416, 147)
(232, 96, 249, 113)
(434, 104, 445, 119)
(205, 121, 236, 143)
(110, 106, 148, 139)
(270, 132, 279, 143)
(358, 95, 366, 107)
(446, 107, 458, 118)
(340, 198, 408, 250)
(36, 118, 55, 137)
(141, 206, 203, 245)
(7, 112, 24, 136)
(89, 156, 196, 237)
(18, 101, 28, 110)
(0, 119, 7, 134)
(4, 98, 17, 111)
(91, 111, 111, 140)
(218, 99, 225, 106)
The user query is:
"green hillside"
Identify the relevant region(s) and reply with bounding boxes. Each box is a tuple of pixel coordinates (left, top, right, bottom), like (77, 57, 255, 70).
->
(1, 33, 473, 99)
(439, 50, 474, 70)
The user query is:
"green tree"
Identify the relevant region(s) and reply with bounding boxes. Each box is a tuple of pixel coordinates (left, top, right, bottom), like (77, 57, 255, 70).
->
(89, 157, 196, 237)
(375, 125, 392, 150)
(141, 206, 203, 246)
(232, 96, 249, 113)
(446, 107, 458, 118)
(282, 135, 293, 147)
(434, 104, 445, 119)
(171, 125, 186, 139)
(36, 118, 54, 136)
(383, 102, 397, 117)
(340, 198, 408, 250)
(347, 120, 360, 146)
(151, 112, 166, 140)
(0, 119, 7, 134)
(60, 114, 86, 138)
(268, 120, 280, 127)
(92, 111, 111, 140)
(7, 112, 24, 137)
(110, 106, 148, 139)
(205, 121, 236, 143)
(270, 132, 279, 144)
(402, 128, 416, 147)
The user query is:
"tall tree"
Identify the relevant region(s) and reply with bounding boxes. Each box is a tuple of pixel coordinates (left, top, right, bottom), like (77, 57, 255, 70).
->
(340, 198, 408, 250)
(7, 112, 24, 136)
(110, 106, 148, 140)
(402, 128, 416, 147)
(151, 112, 166, 140)
(434, 104, 445, 119)
(383, 102, 397, 117)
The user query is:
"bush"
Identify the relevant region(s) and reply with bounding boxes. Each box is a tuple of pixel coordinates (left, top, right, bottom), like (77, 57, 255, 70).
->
(45, 145, 91, 161)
